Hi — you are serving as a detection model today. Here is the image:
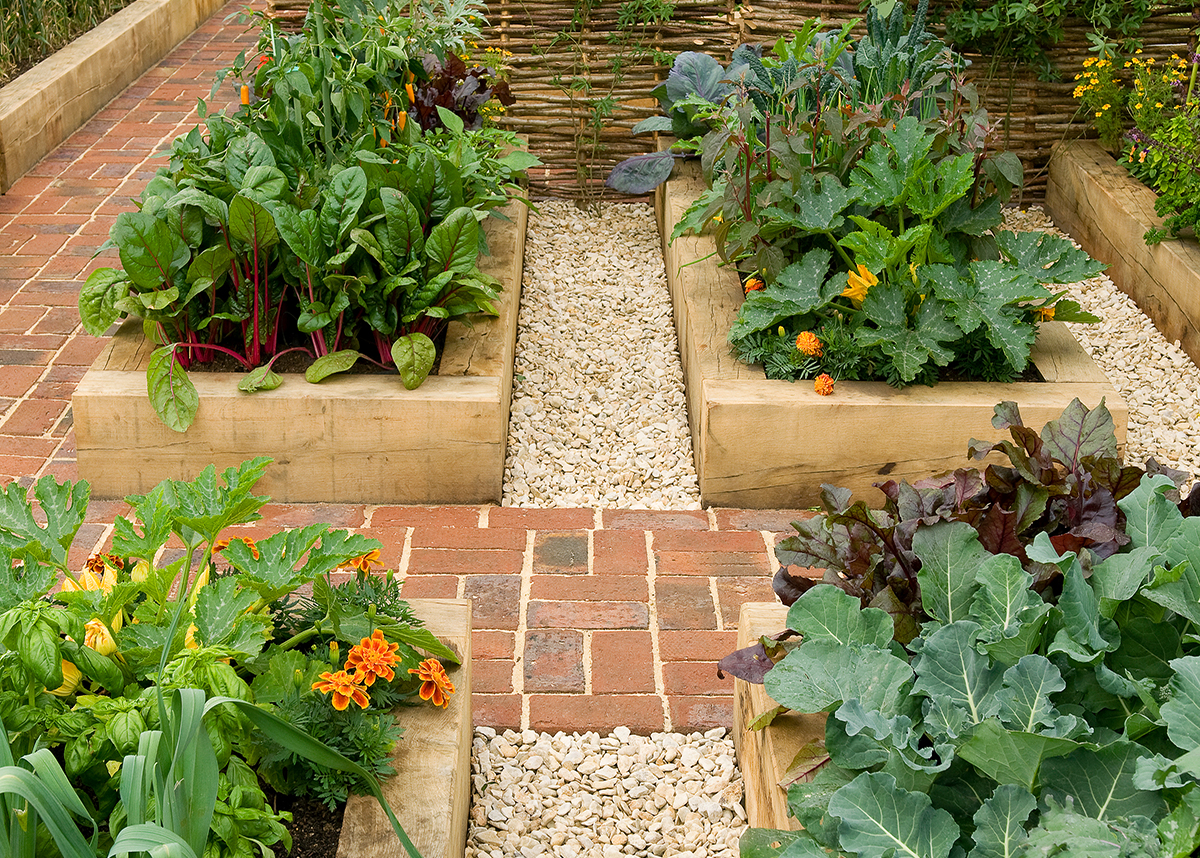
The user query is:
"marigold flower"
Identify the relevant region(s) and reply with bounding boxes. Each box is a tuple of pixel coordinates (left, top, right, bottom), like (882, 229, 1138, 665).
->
(842, 264, 877, 308)
(409, 658, 455, 708)
(345, 549, 382, 574)
(795, 331, 823, 357)
(345, 629, 401, 686)
(313, 670, 371, 711)
(814, 374, 835, 396)
(743, 274, 765, 294)
(48, 661, 82, 697)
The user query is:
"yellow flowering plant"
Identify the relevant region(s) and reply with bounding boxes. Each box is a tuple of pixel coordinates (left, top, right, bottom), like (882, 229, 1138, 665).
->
(0, 458, 457, 857)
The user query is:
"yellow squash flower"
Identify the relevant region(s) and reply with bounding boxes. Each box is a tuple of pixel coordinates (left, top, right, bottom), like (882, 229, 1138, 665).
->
(47, 661, 82, 697)
(84, 619, 118, 657)
(842, 265, 877, 308)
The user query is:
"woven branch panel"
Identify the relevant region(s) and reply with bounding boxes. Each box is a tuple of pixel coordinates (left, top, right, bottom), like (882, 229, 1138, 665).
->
(268, 0, 1198, 200)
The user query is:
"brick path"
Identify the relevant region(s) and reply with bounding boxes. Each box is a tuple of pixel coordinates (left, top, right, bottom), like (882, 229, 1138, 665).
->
(0, 2, 809, 734)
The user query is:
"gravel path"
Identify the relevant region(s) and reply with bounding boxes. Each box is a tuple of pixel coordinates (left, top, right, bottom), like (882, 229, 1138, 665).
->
(466, 727, 747, 858)
(503, 201, 701, 510)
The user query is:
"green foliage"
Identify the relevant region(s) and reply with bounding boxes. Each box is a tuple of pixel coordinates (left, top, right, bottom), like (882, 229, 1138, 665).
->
(734, 398, 1200, 858)
(0, 460, 457, 858)
(660, 5, 1087, 388)
(0, 0, 136, 86)
(78, 0, 538, 432)
(944, 0, 1153, 79)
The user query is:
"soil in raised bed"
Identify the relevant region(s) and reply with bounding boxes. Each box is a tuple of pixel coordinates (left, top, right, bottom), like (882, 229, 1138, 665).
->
(277, 794, 345, 858)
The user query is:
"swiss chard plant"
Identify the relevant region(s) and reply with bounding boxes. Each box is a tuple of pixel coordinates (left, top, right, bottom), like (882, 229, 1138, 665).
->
(0, 458, 459, 858)
(77, 0, 538, 432)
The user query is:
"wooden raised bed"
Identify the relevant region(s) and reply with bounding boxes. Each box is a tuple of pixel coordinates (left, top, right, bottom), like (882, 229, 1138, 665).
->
(0, 0, 227, 193)
(73, 203, 526, 503)
(1046, 139, 1200, 368)
(655, 161, 1128, 509)
(339, 597, 473, 858)
(733, 602, 823, 832)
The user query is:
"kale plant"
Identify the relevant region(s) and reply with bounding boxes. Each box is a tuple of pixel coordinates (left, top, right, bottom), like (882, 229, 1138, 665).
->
(740, 470, 1200, 857)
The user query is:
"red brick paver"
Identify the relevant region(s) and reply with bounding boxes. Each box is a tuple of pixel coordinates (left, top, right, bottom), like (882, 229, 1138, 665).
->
(0, 1, 809, 734)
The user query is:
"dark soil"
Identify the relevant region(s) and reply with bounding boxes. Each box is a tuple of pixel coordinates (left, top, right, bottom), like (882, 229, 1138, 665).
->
(279, 795, 345, 858)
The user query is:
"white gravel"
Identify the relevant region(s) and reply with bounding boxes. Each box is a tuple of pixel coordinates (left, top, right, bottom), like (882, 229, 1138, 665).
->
(503, 201, 701, 510)
(466, 727, 747, 858)
(1004, 206, 1200, 488)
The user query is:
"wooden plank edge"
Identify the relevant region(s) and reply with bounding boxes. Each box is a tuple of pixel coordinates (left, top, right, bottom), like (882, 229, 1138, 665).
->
(735, 602, 826, 833)
(0, 0, 226, 192)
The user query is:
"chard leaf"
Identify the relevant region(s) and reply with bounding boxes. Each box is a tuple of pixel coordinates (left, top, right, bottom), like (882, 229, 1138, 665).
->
(785, 584, 892, 648)
(146, 345, 199, 433)
(321, 165, 368, 243)
(1040, 741, 1166, 821)
(912, 521, 985, 625)
(1118, 474, 1185, 553)
(392, 333, 436, 390)
(968, 784, 1036, 858)
(1161, 656, 1200, 758)
(763, 639, 913, 715)
(381, 188, 426, 263)
(305, 350, 360, 383)
(956, 719, 1078, 791)
(426, 207, 481, 275)
(995, 655, 1086, 738)
(827, 771, 959, 858)
(79, 269, 128, 335)
(112, 210, 191, 289)
(228, 193, 279, 250)
(238, 365, 281, 393)
(273, 205, 322, 267)
(1041, 397, 1119, 474)
(912, 621, 1004, 725)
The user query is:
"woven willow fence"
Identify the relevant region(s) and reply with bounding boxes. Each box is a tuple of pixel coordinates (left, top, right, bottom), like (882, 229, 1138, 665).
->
(270, 0, 1198, 199)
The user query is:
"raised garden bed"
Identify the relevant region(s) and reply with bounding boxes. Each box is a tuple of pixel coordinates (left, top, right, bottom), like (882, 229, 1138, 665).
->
(0, 0, 226, 193)
(73, 202, 526, 503)
(338, 597, 473, 858)
(655, 161, 1129, 509)
(1046, 139, 1200, 369)
(733, 601, 819, 832)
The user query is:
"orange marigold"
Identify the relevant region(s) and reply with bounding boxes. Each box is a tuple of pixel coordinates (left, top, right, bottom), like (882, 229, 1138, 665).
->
(795, 331, 823, 357)
(743, 275, 765, 294)
(345, 629, 401, 686)
(345, 549, 382, 574)
(814, 373, 835, 396)
(313, 670, 371, 711)
(408, 658, 455, 708)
